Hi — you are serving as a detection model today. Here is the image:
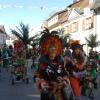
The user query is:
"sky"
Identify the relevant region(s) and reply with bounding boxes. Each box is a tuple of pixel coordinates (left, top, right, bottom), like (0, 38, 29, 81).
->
(0, 0, 73, 35)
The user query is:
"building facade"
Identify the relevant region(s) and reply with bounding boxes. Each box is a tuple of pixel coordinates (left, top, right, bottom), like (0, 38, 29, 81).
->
(46, 9, 67, 32)
(45, 0, 100, 53)
(0, 25, 7, 47)
(90, 0, 100, 51)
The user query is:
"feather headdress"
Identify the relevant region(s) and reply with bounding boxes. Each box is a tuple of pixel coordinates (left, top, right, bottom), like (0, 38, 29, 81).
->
(39, 28, 63, 56)
(13, 40, 23, 49)
(70, 40, 82, 50)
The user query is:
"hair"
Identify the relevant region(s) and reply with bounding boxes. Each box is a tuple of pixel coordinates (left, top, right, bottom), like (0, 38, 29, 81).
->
(39, 29, 63, 56)
(70, 40, 82, 50)
(13, 40, 23, 49)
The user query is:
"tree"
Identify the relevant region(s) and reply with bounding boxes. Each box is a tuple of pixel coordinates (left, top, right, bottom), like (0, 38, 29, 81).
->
(11, 22, 40, 48)
(85, 34, 100, 49)
(60, 33, 71, 48)
(11, 22, 39, 58)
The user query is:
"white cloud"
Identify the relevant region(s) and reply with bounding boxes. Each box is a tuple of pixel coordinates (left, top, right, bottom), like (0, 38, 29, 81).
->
(0, 4, 63, 11)
(28, 6, 38, 9)
(3, 4, 12, 8)
(13, 5, 24, 9)
(0, 4, 24, 9)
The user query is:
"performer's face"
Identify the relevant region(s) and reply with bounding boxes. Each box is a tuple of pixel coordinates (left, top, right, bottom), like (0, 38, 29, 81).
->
(48, 46, 57, 60)
(74, 48, 80, 54)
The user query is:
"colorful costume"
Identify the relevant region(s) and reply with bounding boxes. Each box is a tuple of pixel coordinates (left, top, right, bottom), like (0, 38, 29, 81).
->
(35, 29, 68, 100)
(2, 46, 9, 68)
(66, 40, 85, 100)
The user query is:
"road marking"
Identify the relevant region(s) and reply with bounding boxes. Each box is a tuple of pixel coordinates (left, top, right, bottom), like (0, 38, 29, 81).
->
(28, 94, 40, 97)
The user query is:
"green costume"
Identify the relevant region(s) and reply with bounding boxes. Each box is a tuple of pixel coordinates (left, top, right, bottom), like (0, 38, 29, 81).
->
(2, 47, 9, 67)
(89, 67, 97, 79)
(96, 54, 100, 60)
(16, 57, 25, 66)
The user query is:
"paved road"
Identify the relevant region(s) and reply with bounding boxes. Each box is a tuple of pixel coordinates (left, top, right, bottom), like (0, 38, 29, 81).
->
(0, 67, 100, 100)
(0, 67, 40, 100)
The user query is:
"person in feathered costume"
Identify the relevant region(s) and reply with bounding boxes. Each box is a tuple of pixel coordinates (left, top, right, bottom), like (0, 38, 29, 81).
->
(13, 40, 24, 57)
(67, 40, 85, 100)
(34, 28, 68, 100)
(2, 44, 10, 69)
(13, 40, 25, 69)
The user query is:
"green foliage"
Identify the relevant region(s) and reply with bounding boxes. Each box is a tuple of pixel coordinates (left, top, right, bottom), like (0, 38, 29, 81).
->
(60, 33, 71, 47)
(85, 34, 100, 49)
(11, 22, 39, 49)
(16, 57, 25, 66)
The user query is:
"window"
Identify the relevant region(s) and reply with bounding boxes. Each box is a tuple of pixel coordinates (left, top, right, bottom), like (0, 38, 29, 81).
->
(85, 17, 92, 30)
(65, 26, 70, 34)
(48, 15, 58, 27)
(71, 22, 78, 33)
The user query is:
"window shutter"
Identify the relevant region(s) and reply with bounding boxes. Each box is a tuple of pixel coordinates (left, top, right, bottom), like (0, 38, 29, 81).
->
(76, 22, 78, 32)
(91, 16, 94, 28)
(82, 19, 85, 31)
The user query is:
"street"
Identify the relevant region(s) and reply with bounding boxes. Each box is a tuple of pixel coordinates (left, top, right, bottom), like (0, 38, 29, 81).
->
(0, 66, 100, 100)
(0, 0, 100, 100)
(0, 67, 40, 100)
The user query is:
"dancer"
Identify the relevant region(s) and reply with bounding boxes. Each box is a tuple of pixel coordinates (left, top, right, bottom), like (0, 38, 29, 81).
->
(66, 40, 86, 100)
(35, 28, 68, 100)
